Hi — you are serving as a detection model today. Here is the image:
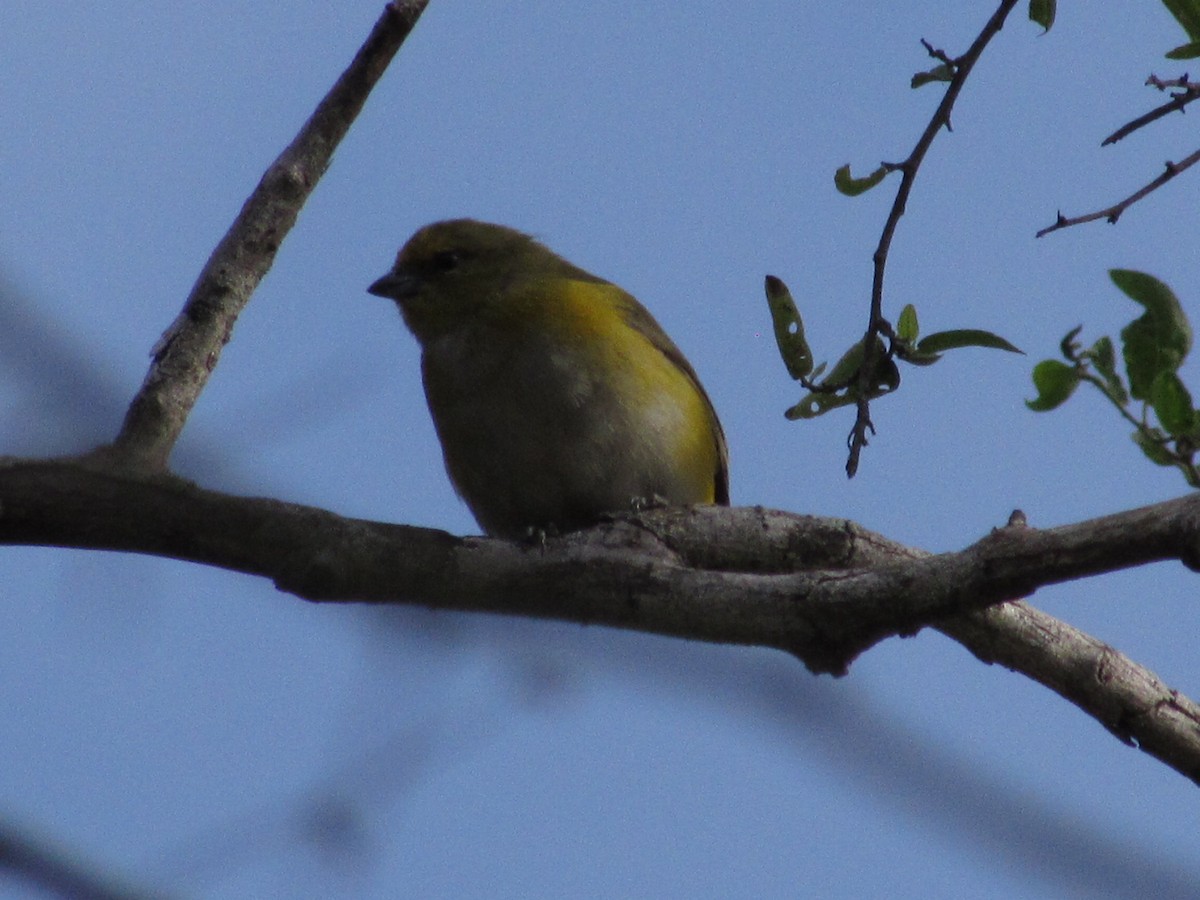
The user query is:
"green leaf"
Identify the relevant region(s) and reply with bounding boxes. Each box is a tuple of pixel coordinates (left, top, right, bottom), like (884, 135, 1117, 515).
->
(785, 365, 900, 420)
(1026, 359, 1080, 411)
(764, 275, 814, 380)
(916, 329, 1024, 354)
(1132, 428, 1177, 467)
(1029, 0, 1056, 32)
(1086, 335, 1129, 404)
(894, 307, 938, 363)
(897, 304, 919, 342)
(785, 389, 858, 420)
(1088, 335, 1118, 381)
(1152, 371, 1197, 435)
(823, 336, 893, 387)
(1166, 41, 1200, 59)
(876, 357, 901, 393)
(784, 337, 897, 419)
(911, 64, 955, 89)
(896, 347, 942, 366)
(834, 164, 888, 196)
(821, 340, 867, 387)
(784, 342, 865, 420)
(1113, 269, 1192, 400)
(1162, 0, 1200, 42)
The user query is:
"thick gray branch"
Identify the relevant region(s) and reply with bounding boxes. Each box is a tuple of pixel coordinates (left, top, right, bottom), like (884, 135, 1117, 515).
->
(2, 456, 1198, 782)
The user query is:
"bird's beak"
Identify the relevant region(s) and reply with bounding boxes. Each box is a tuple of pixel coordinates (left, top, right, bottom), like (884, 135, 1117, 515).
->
(367, 271, 419, 300)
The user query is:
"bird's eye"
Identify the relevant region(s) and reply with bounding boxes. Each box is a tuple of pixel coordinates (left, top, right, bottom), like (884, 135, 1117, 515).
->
(431, 250, 462, 272)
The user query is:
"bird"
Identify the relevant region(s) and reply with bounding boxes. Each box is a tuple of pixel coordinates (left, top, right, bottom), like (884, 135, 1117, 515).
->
(367, 218, 728, 539)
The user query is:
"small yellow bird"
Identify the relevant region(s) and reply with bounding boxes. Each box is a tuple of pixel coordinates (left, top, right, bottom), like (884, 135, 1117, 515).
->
(367, 219, 728, 539)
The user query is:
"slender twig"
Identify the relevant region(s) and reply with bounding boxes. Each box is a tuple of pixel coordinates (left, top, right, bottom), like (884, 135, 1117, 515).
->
(919, 37, 957, 70)
(848, 0, 1021, 477)
(104, 2, 429, 473)
(1036, 148, 1200, 237)
(1038, 72, 1200, 237)
(1102, 75, 1200, 146)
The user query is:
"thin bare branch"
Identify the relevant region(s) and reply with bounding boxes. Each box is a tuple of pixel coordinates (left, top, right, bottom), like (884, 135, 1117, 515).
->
(849, 0, 1021, 477)
(1038, 72, 1200, 236)
(1036, 148, 1200, 237)
(1102, 75, 1200, 146)
(105, 1, 429, 473)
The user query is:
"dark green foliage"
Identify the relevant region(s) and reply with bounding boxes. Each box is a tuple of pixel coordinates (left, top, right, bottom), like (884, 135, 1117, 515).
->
(1029, 270, 1200, 487)
(765, 283, 1021, 423)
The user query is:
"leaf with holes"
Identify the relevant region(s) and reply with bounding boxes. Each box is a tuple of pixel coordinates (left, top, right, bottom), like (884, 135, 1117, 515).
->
(764, 275, 813, 380)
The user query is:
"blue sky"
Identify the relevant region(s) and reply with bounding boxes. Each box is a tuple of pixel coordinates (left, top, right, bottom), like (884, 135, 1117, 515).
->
(3, 3, 1199, 898)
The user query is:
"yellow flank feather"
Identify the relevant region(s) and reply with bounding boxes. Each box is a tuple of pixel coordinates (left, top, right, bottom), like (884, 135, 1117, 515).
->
(537, 279, 722, 504)
(367, 218, 728, 538)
